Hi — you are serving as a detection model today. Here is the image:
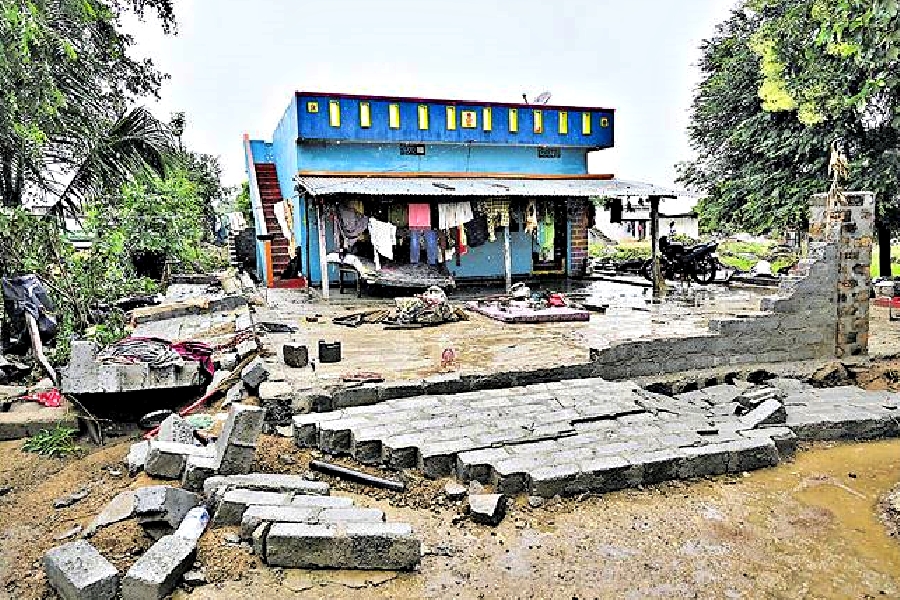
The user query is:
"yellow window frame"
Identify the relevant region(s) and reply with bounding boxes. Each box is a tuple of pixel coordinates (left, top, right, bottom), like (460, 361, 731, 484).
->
(509, 108, 518, 133)
(418, 105, 429, 130)
(388, 103, 401, 129)
(600, 116, 610, 128)
(328, 100, 341, 127)
(359, 102, 372, 128)
(558, 111, 568, 135)
(533, 109, 543, 134)
(446, 106, 457, 130)
(483, 107, 492, 131)
(306, 101, 319, 113)
(582, 112, 591, 135)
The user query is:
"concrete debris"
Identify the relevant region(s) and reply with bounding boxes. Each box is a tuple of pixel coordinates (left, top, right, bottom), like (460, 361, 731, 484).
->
(54, 525, 83, 541)
(739, 399, 787, 429)
(204, 473, 330, 497)
(241, 357, 269, 390)
(181, 569, 207, 588)
(468, 494, 507, 526)
(283, 343, 309, 368)
(122, 534, 197, 600)
(235, 339, 258, 362)
(85, 491, 136, 537)
(53, 487, 90, 509)
(43, 540, 119, 600)
(134, 485, 202, 535)
(157, 414, 195, 444)
(145, 441, 211, 480)
(125, 441, 150, 475)
(444, 482, 467, 501)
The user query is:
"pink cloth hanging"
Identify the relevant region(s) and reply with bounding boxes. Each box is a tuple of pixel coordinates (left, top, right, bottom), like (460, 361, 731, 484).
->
(408, 203, 431, 228)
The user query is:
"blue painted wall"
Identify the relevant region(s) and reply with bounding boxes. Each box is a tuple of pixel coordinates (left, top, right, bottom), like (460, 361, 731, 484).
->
(297, 142, 586, 175)
(249, 139, 274, 163)
(296, 94, 614, 149)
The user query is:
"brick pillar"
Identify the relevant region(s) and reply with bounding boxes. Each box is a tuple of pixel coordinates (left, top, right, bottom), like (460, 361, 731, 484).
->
(809, 192, 874, 357)
(567, 198, 590, 277)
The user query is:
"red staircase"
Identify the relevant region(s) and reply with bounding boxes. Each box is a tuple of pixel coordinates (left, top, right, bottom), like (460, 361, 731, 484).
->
(254, 163, 291, 280)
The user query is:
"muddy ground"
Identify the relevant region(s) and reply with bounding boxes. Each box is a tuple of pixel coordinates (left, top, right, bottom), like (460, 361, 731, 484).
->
(1, 430, 899, 599)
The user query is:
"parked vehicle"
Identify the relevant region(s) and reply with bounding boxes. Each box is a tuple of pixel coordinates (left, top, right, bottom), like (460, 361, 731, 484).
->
(641, 236, 720, 284)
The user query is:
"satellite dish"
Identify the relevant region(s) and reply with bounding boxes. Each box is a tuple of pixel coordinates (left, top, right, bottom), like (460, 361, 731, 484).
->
(534, 91, 552, 105)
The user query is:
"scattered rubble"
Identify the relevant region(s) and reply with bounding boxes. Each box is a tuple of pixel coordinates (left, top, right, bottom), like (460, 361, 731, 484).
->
(53, 486, 90, 509)
(468, 494, 507, 526)
(44, 540, 119, 600)
(444, 482, 467, 500)
(122, 534, 197, 599)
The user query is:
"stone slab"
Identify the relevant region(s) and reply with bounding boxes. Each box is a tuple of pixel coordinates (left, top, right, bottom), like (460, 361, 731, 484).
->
(122, 534, 196, 600)
(43, 540, 119, 600)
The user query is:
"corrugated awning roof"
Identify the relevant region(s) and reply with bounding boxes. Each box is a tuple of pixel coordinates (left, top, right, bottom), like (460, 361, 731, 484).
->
(295, 175, 681, 199)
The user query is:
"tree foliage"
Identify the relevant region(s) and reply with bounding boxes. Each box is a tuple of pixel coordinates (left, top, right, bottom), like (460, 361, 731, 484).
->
(0, 0, 176, 209)
(680, 2, 900, 235)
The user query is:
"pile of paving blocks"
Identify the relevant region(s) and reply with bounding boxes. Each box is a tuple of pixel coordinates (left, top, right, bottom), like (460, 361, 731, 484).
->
(127, 403, 265, 491)
(205, 473, 421, 570)
(292, 377, 900, 498)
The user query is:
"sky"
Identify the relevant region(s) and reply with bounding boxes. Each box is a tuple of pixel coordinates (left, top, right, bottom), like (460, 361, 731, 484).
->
(128, 0, 738, 193)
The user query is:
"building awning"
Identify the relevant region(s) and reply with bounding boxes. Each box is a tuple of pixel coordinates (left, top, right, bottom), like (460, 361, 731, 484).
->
(295, 174, 682, 199)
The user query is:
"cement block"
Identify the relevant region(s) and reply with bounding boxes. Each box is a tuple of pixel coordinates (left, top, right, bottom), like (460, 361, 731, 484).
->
(282, 343, 309, 368)
(181, 454, 218, 492)
(125, 441, 150, 475)
(134, 486, 202, 529)
(157, 414, 194, 444)
(122, 534, 196, 600)
(739, 399, 787, 428)
(289, 495, 355, 509)
(215, 404, 265, 455)
(240, 505, 321, 540)
(319, 508, 385, 524)
(213, 489, 292, 526)
(264, 522, 421, 570)
(240, 357, 269, 389)
(43, 540, 119, 600)
(468, 494, 507, 526)
(215, 442, 257, 476)
(145, 441, 210, 480)
(204, 473, 330, 497)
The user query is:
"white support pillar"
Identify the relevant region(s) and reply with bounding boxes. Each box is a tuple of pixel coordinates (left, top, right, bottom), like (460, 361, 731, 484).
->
(316, 204, 330, 300)
(503, 225, 512, 292)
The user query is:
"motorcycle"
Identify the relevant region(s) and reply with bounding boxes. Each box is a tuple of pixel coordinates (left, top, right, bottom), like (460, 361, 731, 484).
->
(641, 236, 720, 284)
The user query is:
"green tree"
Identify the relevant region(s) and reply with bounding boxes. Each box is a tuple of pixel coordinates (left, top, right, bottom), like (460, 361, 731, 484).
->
(0, 0, 176, 210)
(681, 1, 900, 273)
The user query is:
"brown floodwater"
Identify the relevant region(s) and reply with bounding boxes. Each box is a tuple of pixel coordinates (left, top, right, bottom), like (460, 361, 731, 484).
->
(180, 440, 900, 599)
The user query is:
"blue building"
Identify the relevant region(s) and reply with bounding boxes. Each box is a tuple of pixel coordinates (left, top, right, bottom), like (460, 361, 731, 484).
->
(243, 91, 660, 292)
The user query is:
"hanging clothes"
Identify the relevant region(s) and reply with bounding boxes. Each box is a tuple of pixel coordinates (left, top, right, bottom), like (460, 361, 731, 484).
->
(479, 199, 510, 242)
(367, 219, 397, 261)
(410, 230, 421, 264)
(408, 203, 431, 228)
(457, 225, 468, 257)
(464, 214, 490, 248)
(388, 204, 408, 227)
(538, 208, 555, 261)
(424, 230, 439, 265)
(525, 200, 538, 235)
(338, 204, 369, 249)
(437, 201, 474, 230)
(345, 199, 364, 214)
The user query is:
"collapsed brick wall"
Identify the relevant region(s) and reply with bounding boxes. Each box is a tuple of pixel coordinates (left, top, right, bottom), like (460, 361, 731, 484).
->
(589, 192, 875, 378)
(567, 198, 590, 277)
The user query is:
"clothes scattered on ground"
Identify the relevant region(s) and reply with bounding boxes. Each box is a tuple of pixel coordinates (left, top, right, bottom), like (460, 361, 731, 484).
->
(20, 388, 62, 407)
(332, 286, 467, 327)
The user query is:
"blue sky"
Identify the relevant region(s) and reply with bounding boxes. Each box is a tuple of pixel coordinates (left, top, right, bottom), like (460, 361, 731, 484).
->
(130, 0, 738, 191)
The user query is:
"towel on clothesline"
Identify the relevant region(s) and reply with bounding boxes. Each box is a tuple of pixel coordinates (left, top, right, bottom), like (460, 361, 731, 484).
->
(368, 219, 397, 260)
(408, 203, 431, 228)
(437, 201, 474, 230)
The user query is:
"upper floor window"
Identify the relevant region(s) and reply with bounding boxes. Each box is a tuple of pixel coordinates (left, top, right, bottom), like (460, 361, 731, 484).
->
(446, 106, 457, 130)
(306, 101, 319, 113)
(389, 104, 401, 129)
(483, 107, 492, 132)
(582, 112, 592, 135)
(418, 105, 429, 130)
(328, 100, 341, 127)
(600, 116, 610, 128)
(509, 108, 518, 133)
(461, 110, 477, 129)
(558, 111, 568, 135)
(359, 102, 372, 128)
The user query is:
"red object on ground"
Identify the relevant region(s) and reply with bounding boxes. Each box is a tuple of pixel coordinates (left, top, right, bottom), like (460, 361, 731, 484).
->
(872, 296, 900, 308)
(21, 388, 62, 408)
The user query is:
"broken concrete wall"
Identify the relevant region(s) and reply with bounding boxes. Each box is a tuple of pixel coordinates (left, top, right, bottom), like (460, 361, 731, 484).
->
(589, 193, 874, 377)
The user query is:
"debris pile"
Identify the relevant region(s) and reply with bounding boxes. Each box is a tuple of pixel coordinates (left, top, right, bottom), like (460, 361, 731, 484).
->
(333, 286, 468, 328)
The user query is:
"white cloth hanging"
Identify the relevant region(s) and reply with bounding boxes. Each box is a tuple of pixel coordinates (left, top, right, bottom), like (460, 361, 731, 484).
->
(437, 201, 474, 230)
(367, 219, 397, 261)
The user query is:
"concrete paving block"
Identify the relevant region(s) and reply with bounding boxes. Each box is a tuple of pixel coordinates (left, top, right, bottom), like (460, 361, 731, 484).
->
(145, 441, 210, 480)
(0, 404, 78, 441)
(215, 404, 265, 453)
(289, 495, 355, 509)
(725, 438, 780, 472)
(629, 448, 684, 485)
(206, 473, 330, 497)
(134, 486, 202, 529)
(292, 413, 334, 447)
(213, 489, 292, 526)
(527, 463, 582, 497)
(319, 418, 371, 455)
(739, 399, 787, 429)
(319, 508, 385, 524)
(122, 534, 196, 600)
(44, 540, 119, 600)
(240, 357, 269, 390)
(468, 494, 507, 526)
(157, 414, 194, 444)
(240, 505, 322, 540)
(417, 438, 475, 479)
(252, 522, 270, 559)
(456, 447, 514, 483)
(216, 442, 257, 476)
(740, 426, 797, 460)
(490, 455, 543, 495)
(125, 441, 150, 475)
(264, 522, 421, 570)
(282, 343, 309, 368)
(181, 454, 218, 492)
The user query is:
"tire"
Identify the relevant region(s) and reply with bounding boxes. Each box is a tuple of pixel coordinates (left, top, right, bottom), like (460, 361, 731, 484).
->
(692, 256, 718, 284)
(139, 409, 175, 430)
(640, 259, 654, 282)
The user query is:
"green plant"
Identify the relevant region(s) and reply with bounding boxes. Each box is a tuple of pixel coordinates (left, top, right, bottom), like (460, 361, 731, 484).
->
(22, 424, 81, 458)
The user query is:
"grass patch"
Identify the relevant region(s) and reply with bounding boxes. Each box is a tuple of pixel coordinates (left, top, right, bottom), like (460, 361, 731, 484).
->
(23, 425, 81, 458)
(870, 245, 900, 278)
